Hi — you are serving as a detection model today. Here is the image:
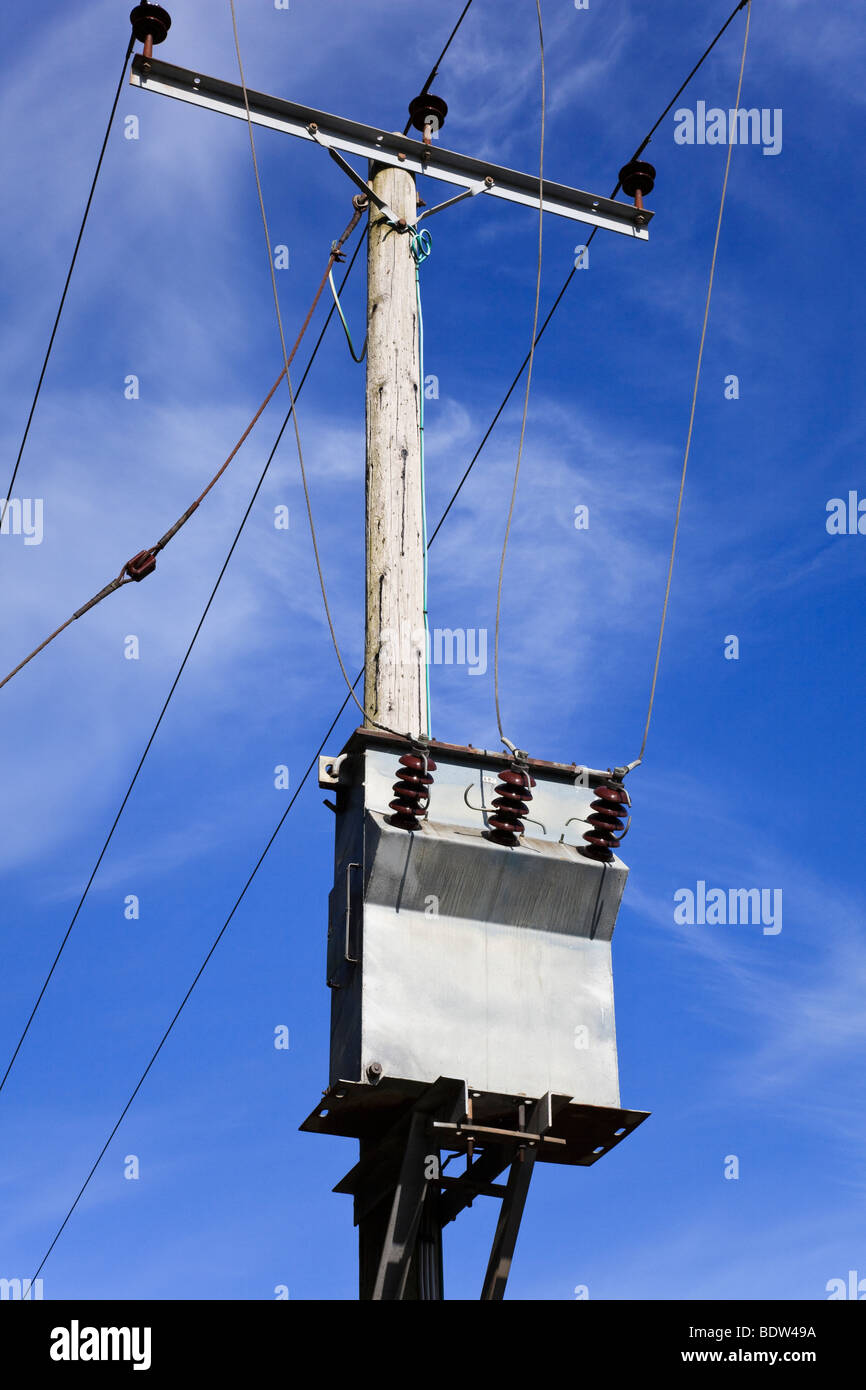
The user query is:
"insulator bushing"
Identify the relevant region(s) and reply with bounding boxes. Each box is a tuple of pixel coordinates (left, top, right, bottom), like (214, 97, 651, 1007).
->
(388, 752, 437, 831)
(618, 159, 656, 199)
(488, 766, 536, 846)
(579, 781, 629, 862)
(125, 549, 157, 582)
(130, 4, 172, 45)
(408, 92, 448, 135)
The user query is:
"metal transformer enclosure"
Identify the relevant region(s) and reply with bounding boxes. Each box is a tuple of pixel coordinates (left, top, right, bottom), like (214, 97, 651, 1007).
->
(319, 731, 636, 1124)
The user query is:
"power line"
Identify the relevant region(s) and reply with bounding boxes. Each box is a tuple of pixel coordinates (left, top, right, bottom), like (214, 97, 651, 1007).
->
(635, 0, 752, 764)
(0, 229, 367, 1099)
(1, 33, 134, 538)
(631, 0, 751, 164)
(493, 0, 545, 751)
(402, 0, 476, 132)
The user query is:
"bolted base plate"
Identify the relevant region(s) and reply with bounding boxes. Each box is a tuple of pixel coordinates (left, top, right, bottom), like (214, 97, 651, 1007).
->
(301, 1075, 649, 1168)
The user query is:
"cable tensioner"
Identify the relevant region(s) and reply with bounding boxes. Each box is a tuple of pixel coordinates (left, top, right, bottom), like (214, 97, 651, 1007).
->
(125, 549, 157, 582)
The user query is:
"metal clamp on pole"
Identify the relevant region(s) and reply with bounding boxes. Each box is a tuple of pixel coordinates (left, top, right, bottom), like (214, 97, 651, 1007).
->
(308, 124, 406, 232)
(417, 176, 494, 223)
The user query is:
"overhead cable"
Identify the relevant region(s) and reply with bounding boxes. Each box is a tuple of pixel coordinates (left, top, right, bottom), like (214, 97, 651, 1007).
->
(402, 0, 476, 133)
(2, 32, 135, 538)
(634, 0, 752, 765)
(492, 0, 545, 753)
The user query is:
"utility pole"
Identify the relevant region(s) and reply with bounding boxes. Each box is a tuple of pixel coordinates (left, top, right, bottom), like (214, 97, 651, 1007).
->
(360, 159, 436, 1300)
(364, 160, 427, 739)
(129, 8, 656, 1300)
(361, 157, 436, 1295)
(362, 150, 434, 1295)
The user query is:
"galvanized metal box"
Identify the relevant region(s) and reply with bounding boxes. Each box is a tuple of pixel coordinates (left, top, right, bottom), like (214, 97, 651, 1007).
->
(321, 732, 630, 1111)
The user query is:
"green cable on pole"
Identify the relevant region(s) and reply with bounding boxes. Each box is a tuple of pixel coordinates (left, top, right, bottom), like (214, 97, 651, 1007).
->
(410, 227, 433, 736)
(328, 267, 367, 362)
(409, 227, 432, 265)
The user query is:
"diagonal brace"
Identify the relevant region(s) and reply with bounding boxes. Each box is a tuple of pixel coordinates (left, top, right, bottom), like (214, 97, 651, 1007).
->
(371, 1111, 432, 1300)
(480, 1093, 571, 1300)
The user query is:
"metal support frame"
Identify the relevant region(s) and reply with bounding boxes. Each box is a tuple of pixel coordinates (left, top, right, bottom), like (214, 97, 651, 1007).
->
(129, 56, 652, 239)
(368, 1111, 431, 1300)
(480, 1092, 571, 1299)
(333, 1078, 574, 1300)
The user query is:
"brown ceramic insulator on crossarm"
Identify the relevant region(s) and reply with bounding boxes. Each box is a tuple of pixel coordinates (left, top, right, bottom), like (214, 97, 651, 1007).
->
(407, 93, 448, 138)
(389, 753, 437, 831)
(617, 159, 656, 213)
(129, 4, 172, 61)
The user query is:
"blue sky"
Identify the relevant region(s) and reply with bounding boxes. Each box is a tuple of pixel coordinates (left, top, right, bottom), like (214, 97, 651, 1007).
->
(1, 0, 865, 1300)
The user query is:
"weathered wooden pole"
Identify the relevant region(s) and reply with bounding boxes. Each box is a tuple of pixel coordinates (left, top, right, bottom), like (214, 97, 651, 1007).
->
(359, 157, 440, 1299)
(364, 159, 428, 738)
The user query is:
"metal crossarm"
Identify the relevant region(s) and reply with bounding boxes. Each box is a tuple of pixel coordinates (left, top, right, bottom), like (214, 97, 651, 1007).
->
(129, 55, 652, 239)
